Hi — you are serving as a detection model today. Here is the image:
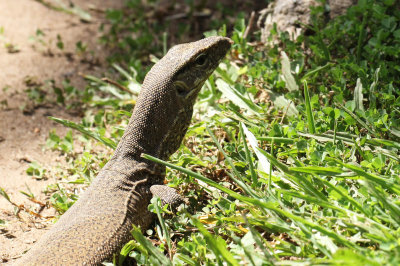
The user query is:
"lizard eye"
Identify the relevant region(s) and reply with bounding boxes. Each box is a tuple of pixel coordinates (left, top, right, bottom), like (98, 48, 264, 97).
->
(195, 53, 207, 66)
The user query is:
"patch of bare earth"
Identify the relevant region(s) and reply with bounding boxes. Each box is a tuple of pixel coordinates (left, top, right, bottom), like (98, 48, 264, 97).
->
(0, 0, 124, 263)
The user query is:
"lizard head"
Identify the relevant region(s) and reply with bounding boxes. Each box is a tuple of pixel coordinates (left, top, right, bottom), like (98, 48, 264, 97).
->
(120, 36, 231, 162)
(155, 36, 232, 158)
(143, 36, 232, 105)
(165, 36, 232, 105)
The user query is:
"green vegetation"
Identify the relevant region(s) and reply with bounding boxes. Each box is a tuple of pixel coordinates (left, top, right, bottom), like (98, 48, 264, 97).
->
(22, 0, 400, 264)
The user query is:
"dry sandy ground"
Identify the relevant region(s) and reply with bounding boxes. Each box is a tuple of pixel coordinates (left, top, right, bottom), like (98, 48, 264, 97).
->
(0, 0, 124, 263)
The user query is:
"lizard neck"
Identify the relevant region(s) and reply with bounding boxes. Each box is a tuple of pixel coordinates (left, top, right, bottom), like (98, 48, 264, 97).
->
(112, 82, 180, 161)
(102, 80, 179, 182)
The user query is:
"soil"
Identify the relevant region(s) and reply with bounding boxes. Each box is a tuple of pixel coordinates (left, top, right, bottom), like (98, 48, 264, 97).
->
(0, 0, 124, 263)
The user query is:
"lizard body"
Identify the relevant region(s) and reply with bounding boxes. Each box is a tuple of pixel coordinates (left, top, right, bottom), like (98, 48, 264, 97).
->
(16, 36, 231, 265)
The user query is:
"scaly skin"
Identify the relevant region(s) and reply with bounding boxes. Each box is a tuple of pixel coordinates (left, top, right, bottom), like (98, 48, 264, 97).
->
(16, 36, 231, 265)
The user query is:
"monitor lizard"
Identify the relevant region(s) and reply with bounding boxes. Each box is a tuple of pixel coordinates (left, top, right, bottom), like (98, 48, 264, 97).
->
(15, 36, 231, 265)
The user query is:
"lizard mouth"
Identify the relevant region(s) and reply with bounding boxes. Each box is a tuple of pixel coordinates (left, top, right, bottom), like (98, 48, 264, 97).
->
(175, 76, 208, 99)
(175, 81, 190, 97)
(187, 79, 206, 100)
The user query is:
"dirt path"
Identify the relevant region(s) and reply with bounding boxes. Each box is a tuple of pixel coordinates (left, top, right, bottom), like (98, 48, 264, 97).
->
(0, 0, 124, 263)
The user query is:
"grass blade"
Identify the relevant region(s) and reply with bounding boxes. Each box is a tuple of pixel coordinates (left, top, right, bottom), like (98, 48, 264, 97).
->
(151, 197, 172, 259)
(191, 217, 240, 266)
(289, 166, 344, 176)
(49, 117, 117, 149)
(239, 123, 258, 187)
(241, 122, 270, 180)
(354, 78, 364, 112)
(131, 225, 172, 266)
(281, 51, 299, 92)
(215, 79, 261, 115)
(0, 187, 11, 202)
(336, 103, 376, 135)
(365, 182, 400, 224)
(265, 89, 299, 117)
(313, 175, 369, 216)
(257, 137, 295, 144)
(303, 80, 316, 134)
(301, 62, 333, 81)
(333, 159, 400, 194)
(257, 148, 327, 200)
(206, 125, 257, 197)
(118, 241, 135, 266)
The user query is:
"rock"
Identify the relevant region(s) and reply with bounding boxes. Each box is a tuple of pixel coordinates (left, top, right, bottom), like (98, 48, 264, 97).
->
(258, 0, 357, 41)
(329, 0, 358, 19)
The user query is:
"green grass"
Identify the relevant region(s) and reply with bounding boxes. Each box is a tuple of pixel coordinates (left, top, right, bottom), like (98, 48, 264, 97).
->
(27, 0, 400, 264)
